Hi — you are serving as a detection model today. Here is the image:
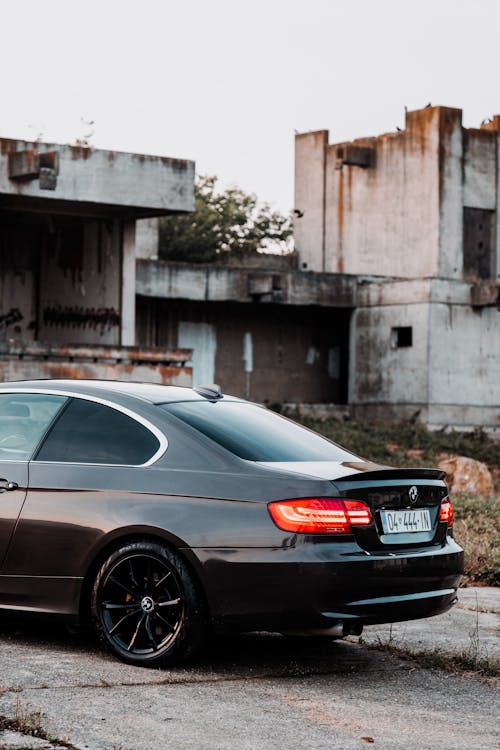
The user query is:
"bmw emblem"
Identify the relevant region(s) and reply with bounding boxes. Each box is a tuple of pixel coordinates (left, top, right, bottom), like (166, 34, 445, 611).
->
(409, 486, 419, 504)
(140, 596, 155, 613)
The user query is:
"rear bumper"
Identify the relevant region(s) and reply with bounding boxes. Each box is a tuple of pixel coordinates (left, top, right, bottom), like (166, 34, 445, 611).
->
(193, 535, 464, 631)
(319, 587, 458, 627)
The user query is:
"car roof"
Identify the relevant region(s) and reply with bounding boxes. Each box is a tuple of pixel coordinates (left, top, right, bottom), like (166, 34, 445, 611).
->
(0, 379, 236, 405)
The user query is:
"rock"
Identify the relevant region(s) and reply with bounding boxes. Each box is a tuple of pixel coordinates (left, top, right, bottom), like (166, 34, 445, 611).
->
(406, 448, 424, 460)
(437, 455, 494, 496)
(385, 443, 400, 454)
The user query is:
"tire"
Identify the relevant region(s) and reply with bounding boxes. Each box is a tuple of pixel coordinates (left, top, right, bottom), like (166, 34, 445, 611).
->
(90, 540, 207, 668)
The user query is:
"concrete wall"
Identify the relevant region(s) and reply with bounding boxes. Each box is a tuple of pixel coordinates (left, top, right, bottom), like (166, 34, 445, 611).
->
(351, 277, 500, 428)
(37, 219, 122, 346)
(136, 298, 351, 404)
(463, 129, 497, 211)
(0, 227, 38, 347)
(427, 298, 500, 428)
(178, 321, 217, 385)
(326, 109, 442, 277)
(0, 215, 132, 349)
(350, 295, 430, 412)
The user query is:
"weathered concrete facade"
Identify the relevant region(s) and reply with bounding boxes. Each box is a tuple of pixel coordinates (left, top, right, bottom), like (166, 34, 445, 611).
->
(295, 107, 500, 280)
(0, 137, 194, 383)
(295, 106, 500, 430)
(136, 258, 353, 404)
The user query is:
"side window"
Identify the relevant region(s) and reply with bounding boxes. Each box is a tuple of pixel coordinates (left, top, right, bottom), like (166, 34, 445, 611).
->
(36, 398, 160, 465)
(0, 394, 67, 461)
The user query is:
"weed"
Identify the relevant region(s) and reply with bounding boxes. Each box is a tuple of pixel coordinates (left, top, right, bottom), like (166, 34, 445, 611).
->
(379, 641, 499, 679)
(365, 598, 499, 680)
(453, 494, 500, 586)
(0, 697, 46, 739)
(0, 697, 77, 749)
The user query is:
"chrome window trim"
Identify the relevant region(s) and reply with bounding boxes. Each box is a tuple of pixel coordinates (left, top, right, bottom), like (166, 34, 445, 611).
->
(0, 388, 167, 467)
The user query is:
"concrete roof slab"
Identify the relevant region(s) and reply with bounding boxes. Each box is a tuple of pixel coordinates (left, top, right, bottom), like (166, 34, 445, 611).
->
(0, 138, 195, 218)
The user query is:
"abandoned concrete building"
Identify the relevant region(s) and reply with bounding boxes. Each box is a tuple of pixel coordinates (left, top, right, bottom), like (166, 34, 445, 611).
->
(0, 137, 194, 384)
(1, 105, 499, 432)
(136, 105, 500, 431)
(293, 105, 499, 430)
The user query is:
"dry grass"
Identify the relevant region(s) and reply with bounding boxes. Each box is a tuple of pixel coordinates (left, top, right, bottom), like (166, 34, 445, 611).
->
(0, 698, 46, 739)
(0, 697, 76, 749)
(363, 610, 499, 680)
(367, 638, 499, 680)
(453, 494, 500, 586)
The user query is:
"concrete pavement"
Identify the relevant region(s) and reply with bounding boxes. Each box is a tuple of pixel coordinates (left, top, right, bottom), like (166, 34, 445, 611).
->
(0, 587, 498, 750)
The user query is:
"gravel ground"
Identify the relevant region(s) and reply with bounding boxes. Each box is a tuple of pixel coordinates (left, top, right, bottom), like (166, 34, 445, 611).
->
(0, 587, 498, 750)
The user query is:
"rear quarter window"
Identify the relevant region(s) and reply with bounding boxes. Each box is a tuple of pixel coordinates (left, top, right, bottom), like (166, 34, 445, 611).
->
(160, 401, 356, 462)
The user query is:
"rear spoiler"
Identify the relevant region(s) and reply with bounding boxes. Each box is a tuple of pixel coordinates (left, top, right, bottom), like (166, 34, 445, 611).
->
(333, 462, 446, 483)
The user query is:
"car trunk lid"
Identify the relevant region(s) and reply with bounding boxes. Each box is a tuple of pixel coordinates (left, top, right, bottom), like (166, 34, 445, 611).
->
(332, 466, 448, 550)
(257, 461, 449, 549)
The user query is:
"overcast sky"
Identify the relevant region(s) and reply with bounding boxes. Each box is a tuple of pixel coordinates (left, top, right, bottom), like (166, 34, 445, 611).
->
(1, 0, 498, 211)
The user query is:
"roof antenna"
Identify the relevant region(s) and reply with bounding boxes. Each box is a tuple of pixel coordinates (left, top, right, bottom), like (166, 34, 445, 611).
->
(194, 384, 223, 400)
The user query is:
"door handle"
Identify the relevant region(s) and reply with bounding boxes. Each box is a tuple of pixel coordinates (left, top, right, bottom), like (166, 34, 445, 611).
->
(0, 479, 18, 492)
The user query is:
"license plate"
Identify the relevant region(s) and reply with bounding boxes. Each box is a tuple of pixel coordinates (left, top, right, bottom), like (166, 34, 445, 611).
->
(380, 509, 432, 534)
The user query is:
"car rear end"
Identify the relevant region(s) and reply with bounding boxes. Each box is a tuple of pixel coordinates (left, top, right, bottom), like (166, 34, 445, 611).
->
(266, 467, 462, 632)
(157, 396, 463, 635)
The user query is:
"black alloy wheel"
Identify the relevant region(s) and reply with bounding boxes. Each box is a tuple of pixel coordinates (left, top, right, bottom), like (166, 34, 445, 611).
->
(91, 541, 206, 667)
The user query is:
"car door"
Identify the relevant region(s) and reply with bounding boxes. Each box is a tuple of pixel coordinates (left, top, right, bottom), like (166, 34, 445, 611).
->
(0, 393, 67, 569)
(0, 459, 28, 567)
(2, 395, 163, 613)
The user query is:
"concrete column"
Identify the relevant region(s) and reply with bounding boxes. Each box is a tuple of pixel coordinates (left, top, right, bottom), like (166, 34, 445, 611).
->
(438, 108, 464, 279)
(294, 131, 328, 272)
(121, 219, 136, 346)
(135, 218, 159, 260)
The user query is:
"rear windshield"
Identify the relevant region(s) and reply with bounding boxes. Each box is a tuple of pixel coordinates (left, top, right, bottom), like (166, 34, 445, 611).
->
(159, 401, 356, 462)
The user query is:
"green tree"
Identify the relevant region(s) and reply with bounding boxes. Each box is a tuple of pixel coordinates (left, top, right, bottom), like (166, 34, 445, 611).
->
(159, 175, 293, 263)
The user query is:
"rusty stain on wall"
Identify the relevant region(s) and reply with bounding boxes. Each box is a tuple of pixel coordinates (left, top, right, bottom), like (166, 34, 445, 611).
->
(0, 342, 193, 386)
(337, 168, 344, 273)
(51, 225, 84, 285)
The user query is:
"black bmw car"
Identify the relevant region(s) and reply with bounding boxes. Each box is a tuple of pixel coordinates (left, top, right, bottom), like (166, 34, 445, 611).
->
(0, 379, 463, 667)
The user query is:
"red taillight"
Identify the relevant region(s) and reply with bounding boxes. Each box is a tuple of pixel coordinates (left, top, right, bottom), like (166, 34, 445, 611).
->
(439, 496, 454, 527)
(268, 498, 372, 534)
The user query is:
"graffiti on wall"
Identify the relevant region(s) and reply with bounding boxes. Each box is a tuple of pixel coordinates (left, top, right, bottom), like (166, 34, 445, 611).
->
(43, 305, 121, 334)
(0, 308, 23, 330)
